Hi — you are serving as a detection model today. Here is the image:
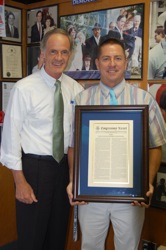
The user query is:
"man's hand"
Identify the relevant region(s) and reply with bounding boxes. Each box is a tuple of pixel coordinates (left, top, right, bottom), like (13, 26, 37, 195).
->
(66, 182, 87, 206)
(12, 170, 38, 204)
(131, 184, 154, 208)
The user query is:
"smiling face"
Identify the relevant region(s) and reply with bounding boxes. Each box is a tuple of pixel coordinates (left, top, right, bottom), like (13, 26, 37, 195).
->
(45, 19, 51, 28)
(117, 16, 126, 30)
(41, 33, 71, 79)
(95, 43, 127, 88)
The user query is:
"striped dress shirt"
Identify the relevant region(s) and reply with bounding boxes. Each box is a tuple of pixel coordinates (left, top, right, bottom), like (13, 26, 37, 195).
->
(73, 79, 166, 148)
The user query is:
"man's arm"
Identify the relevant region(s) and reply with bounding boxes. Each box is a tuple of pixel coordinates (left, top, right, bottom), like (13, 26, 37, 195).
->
(149, 146, 162, 185)
(12, 170, 38, 204)
(132, 146, 162, 208)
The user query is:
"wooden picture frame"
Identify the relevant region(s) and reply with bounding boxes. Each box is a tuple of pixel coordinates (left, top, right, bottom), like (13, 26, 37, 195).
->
(73, 105, 149, 203)
(27, 5, 58, 44)
(60, 3, 144, 80)
(2, 5, 22, 43)
(1, 44, 23, 79)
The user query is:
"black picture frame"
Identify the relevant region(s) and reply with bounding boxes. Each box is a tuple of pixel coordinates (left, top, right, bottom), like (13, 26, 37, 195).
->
(2, 5, 22, 43)
(73, 105, 149, 203)
(27, 5, 58, 45)
(60, 3, 144, 80)
(151, 163, 166, 209)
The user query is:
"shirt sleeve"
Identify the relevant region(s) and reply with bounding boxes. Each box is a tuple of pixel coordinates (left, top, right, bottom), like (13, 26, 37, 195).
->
(0, 85, 28, 170)
(149, 98, 166, 148)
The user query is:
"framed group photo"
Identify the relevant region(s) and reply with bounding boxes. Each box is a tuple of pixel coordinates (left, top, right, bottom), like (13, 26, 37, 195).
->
(27, 5, 58, 44)
(60, 3, 144, 80)
(2, 5, 22, 43)
(148, 0, 166, 80)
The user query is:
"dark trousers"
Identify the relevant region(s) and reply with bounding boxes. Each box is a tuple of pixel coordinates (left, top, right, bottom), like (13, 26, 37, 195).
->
(16, 154, 70, 250)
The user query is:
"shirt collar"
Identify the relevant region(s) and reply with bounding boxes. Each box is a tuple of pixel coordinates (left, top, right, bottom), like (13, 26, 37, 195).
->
(40, 66, 62, 88)
(99, 79, 125, 99)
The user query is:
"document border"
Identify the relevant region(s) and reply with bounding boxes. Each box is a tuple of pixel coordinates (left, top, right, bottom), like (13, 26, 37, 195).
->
(73, 105, 149, 204)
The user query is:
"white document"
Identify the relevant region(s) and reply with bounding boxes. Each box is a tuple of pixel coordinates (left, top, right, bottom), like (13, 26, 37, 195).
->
(88, 120, 133, 188)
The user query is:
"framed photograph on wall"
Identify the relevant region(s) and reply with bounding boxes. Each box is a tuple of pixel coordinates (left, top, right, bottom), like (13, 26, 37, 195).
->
(2, 5, 22, 43)
(1, 44, 22, 79)
(27, 45, 41, 75)
(148, 82, 166, 163)
(60, 3, 144, 80)
(151, 163, 166, 209)
(27, 5, 58, 44)
(148, 0, 166, 80)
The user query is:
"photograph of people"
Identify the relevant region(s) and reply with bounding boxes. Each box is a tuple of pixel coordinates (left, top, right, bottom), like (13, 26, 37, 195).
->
(3, 6, 21, 42)
(82, 54, 93, 71)
(66, 25, 85, 71)
(148, 2, 166, 80)
(27, 6, 58, 44)
(31, 10, 44, 43)
(5, 12, 19, 38)
(44, 15, 56, 35)
(60, 4, 144, 79)
(85, 23, 103, 70)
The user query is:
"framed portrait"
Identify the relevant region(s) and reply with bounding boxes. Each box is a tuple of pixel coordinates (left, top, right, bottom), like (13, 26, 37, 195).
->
(27, 5, 58, 44)
(148, 82, 166, 163)
(60, 3, 144, 80)
(1, 44, 23, 79)
(151, 163, 166, 209)
(27, 45, 41, 75)
(148, 0, 166, 80)
(73, 105, 149, 203)
(2, 5, 22, 43)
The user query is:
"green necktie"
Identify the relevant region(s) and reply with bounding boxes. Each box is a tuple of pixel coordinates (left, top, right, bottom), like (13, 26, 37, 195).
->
(110, 89, 118, 105)
(52, 80, 64, 162)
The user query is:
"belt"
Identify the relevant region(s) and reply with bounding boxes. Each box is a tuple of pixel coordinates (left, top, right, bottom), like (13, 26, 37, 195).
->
(22, 153, 67, 161)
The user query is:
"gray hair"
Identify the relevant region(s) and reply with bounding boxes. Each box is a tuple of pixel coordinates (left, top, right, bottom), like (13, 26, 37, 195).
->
(40, 28, 73, 51)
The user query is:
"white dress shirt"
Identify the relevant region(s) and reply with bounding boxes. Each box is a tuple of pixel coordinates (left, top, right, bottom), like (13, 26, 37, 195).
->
(0, 67, 83, 170)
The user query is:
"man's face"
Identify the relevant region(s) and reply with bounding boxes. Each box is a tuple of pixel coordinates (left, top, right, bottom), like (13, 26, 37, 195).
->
(154, 33, 163, 43)
(134, 17, 141, 29)
(85, 59, 90, 68)
(93, 28, 101, 38)
(8, 14, 15, 25)
(117, 17, 126, 30)
(41, 34, 71, 79)
(95, 43, 127, 88)
(37, 12, 42, 23)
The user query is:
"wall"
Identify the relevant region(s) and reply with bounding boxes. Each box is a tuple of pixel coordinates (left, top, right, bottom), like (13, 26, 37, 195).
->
(1, 0, 166, 249)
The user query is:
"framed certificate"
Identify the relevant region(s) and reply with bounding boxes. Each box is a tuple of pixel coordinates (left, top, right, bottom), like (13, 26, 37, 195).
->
(1, 44, 22, 79)
(73, 105, 149, 203)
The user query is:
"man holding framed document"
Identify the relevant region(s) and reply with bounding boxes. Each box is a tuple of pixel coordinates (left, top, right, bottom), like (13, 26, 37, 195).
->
(67, 38, 166, 250)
